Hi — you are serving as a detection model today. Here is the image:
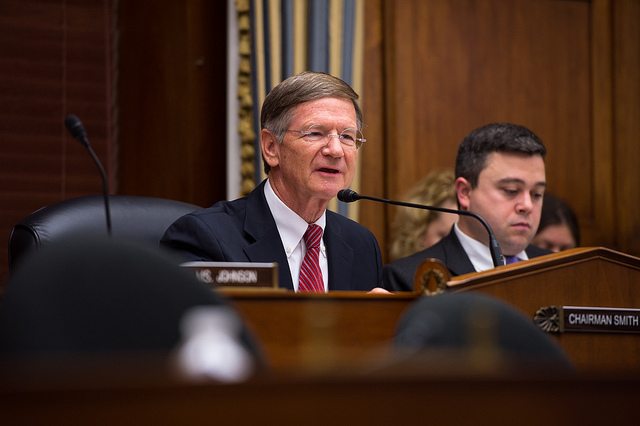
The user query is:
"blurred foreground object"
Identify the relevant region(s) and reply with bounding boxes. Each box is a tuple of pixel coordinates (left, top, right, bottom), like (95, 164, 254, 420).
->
(395, 292, 573, 372)
(0, 236, 262, 377)
(177, 306, 254, 382)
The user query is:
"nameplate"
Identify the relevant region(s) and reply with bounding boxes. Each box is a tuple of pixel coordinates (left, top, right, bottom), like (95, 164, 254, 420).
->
(181, 261, 278, 289)
(563, 306, 640, 333)
(534, 305, 640, 333)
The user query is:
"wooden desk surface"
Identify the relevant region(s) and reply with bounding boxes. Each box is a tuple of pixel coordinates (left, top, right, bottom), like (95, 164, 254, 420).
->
(221, 289, 419, 371)
(221, 248, 640, 373)
(1, 358, 639, 425)
(449, 247, 640, 371)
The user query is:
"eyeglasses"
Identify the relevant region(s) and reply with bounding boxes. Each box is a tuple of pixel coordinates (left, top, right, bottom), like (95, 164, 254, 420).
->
(286, 126, 366, 150)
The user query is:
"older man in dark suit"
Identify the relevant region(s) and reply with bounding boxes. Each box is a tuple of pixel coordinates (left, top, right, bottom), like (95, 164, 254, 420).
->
(162, 72, 382, 292)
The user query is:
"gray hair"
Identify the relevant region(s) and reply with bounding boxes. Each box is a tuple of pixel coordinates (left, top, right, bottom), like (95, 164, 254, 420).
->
(260, 71, 362, 174)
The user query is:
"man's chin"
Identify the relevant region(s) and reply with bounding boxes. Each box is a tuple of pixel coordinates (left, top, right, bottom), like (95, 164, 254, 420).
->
(502, 240, 530, 256)
(305, 190, 339, 205)
(312, 182, 346, 200)
(500, 233, 530, 251)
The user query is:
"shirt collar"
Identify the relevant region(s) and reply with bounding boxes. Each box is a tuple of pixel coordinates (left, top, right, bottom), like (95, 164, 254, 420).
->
(264, 179, 326, 257)
(454, 223, 528, 271)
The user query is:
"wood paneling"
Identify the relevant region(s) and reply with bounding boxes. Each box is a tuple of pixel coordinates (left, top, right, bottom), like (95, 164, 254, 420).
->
(450, 247, 640, 371)
(359, 0, 389, 257)
(388, 0, 591, 234)
(361, 0, 640, 258)
(117, 0, 227, 207)
(591, 0, 615, 249)
(220, 248, 640, 372)
(2, 368, 639, 425)
(613, 0, 640, 255)
(0, 0, 114, 282)
(1, 0, 226, 282)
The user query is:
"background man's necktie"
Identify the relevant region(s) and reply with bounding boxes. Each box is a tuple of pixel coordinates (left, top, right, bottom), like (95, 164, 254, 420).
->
(505, 255, 520, 265)
(298, 224, 324, 292)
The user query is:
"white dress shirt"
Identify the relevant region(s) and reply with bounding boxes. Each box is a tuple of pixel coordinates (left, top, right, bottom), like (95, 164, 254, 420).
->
(454, 223, 528, 272)
(264, 179, 328, 291)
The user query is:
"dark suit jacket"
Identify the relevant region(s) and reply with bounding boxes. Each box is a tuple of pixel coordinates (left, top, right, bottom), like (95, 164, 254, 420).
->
(161, 181, 383, 291)
(382, 228, 551, 292)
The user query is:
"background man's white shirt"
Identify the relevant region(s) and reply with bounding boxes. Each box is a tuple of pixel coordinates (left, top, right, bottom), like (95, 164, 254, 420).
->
(454, 223, 528, 271)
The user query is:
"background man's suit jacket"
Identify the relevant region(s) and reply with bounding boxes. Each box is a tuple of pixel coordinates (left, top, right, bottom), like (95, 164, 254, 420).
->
(161, 180, 383, 291)
(382, 228, 550, 291)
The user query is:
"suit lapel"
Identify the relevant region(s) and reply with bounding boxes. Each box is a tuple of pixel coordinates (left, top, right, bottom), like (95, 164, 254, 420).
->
(241, 181, 294, 290)
(324, 213, 354, 290)
(442, 230, 476, 276)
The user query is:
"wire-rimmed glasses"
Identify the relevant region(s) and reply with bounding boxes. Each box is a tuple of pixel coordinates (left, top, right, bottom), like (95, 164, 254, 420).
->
(286, 126, 366, 150)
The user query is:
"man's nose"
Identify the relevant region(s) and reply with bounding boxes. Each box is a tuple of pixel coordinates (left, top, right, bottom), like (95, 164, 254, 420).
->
(322, 134, 345, 157)
(516, 193, 533, 213)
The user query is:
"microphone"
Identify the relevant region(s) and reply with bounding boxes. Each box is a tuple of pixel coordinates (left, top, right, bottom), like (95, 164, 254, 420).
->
(64, 114, 112, 236)
(338, 189, 504, 267)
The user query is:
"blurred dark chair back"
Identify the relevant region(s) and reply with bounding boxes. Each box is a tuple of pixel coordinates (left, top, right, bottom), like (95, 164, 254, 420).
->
(8, 195, 200, 272)
(0, 236, 263, 365)
(395, 292, 573, 371)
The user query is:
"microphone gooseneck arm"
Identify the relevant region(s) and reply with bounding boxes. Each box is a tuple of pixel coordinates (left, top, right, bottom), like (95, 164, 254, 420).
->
(338, 189, 504, 267)
(64, 114, 112, 236)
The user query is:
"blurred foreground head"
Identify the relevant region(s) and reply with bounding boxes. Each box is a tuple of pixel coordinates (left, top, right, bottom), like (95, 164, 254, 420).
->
(0, 236, 262, 380)
(394, 292, 573, 373)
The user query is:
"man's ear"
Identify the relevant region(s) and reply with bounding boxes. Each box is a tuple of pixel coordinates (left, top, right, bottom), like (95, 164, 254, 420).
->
(261, 129, 280, 169)
(455, 177, 472, 211)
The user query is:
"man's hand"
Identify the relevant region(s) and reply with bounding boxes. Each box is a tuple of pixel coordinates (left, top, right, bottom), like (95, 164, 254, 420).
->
(367, 287, 391, 294)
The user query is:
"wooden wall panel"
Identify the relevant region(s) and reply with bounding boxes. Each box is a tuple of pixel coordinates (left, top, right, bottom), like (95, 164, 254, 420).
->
(0, 0, 114, 283)
(359, 0, 389, 257)
(613, 0, 640, 255)
(590, 0, 615, 248)
(387, 0, 591, 217)
(361, 0, 639, 258)
(117, 0, 227, 207)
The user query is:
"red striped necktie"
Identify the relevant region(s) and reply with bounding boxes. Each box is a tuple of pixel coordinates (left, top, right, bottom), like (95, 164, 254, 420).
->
(298, 224, 324, 292)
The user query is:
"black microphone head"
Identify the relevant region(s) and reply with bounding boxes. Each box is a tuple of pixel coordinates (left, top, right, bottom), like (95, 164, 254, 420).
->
(64, 114, 89, 147)
(337, 189, 360, 203)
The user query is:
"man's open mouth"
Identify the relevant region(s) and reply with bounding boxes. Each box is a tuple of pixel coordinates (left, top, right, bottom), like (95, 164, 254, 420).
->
(318, 167, 339, 174)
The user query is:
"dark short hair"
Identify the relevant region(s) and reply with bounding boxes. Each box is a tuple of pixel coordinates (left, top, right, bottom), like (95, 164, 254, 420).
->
(538, 193, 581, 245)
(455, 122, 547, 187)
(260, 71, 362, 174)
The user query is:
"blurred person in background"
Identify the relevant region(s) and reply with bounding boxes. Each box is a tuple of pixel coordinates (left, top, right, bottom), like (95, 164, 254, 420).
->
(389, 169, 457, 261)
(532, 192, 580, 252)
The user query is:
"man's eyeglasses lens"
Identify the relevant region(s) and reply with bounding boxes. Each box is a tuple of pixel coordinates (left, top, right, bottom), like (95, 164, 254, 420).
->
(287, 127, 365, 149)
